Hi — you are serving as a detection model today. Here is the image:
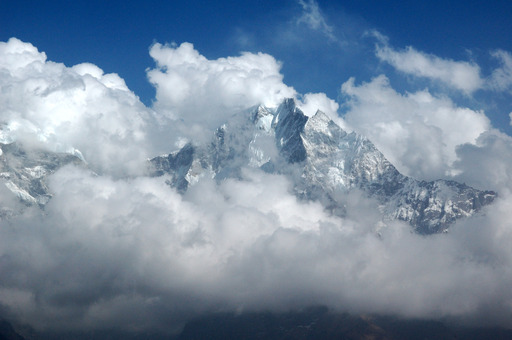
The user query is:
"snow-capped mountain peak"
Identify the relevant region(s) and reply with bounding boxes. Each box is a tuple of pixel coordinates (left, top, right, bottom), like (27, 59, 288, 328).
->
(150, 98, 496, 234)
(0, 98, 495, 234)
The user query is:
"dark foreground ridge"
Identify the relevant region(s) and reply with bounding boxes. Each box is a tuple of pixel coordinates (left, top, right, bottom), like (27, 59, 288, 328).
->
(0, 319, 25, 340)
(4, 310, 512, 340)
(176, 308, 512, 340)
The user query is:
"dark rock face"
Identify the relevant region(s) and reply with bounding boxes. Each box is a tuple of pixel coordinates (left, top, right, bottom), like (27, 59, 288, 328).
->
(152, 98, 496, 233)
(273, 98, 308, 163)
(0, 320, 25, 340)
(177, 308, 512, 340)
(150, 143, 196, 193)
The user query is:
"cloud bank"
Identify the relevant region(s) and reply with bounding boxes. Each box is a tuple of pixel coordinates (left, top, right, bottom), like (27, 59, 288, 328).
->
(1, 37, 512, 335)
(0, 38, 152, 177)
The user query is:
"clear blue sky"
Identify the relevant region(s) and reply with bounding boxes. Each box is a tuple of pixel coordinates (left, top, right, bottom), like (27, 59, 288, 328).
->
(2, 0, 512, 133)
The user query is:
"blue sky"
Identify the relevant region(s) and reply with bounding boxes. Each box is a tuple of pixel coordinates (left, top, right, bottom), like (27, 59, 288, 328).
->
(3, 0, 512, 133)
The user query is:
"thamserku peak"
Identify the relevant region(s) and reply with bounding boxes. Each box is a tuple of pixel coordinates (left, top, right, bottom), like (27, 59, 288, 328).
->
(0, 98, 497, 234)
(150, 98, 496, 234)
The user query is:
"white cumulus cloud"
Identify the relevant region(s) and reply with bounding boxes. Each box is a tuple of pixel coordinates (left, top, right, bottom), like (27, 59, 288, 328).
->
(147, 42, 297, 143)
(297, 92, 340, 121)
(341, 75, 491, 180)
(0, 38, 153, 176)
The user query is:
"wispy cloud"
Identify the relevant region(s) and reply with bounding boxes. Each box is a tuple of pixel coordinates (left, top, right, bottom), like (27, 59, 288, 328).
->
(488, 50, 512, 92)
(296, 0, 336, 41)
(375, 40, 484, 94)
(373, 32, 512, 98)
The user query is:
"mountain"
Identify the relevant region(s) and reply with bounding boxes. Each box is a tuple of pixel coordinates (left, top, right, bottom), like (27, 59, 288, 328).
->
(0, 320, 25, 340)
(0, 142, 82, 216)
(150, 98, 496, 234)
(176, 308, 512, 340)
(177, 308, 451, 340)
(0, 99, 496, 233)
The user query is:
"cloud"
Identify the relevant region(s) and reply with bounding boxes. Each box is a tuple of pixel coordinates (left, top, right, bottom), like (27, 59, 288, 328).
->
(147, 42, 297, 143)
(372, 32, 512, 97)
(2, 37, 512, 335)
(341, 75, 491, 180)
(454, 130, 512, 193)
(3, 164, 512, 331)
(147, 40, 345, 148)
(296, 0, 336, 40)
(0, 38, 153, 177)
(0, 37, 47, 71)
(488, 50, 512, 92)
(375, 40, 484, 94)
(297, 92, 339, 120)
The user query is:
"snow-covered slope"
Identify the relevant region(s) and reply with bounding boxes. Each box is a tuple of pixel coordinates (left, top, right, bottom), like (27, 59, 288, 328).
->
(0, 142, 82, 214)
(150, 98, 496, 234)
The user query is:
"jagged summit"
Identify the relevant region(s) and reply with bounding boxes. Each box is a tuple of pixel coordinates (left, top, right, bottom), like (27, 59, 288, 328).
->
(0, 98, 495, 234)
(150, 98, 496, 234)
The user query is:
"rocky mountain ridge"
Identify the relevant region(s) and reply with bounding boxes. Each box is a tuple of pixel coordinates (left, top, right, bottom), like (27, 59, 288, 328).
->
(0, 99, 496, 233)
(150, 98, 496, 234)
(0, 142, 82, 217)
